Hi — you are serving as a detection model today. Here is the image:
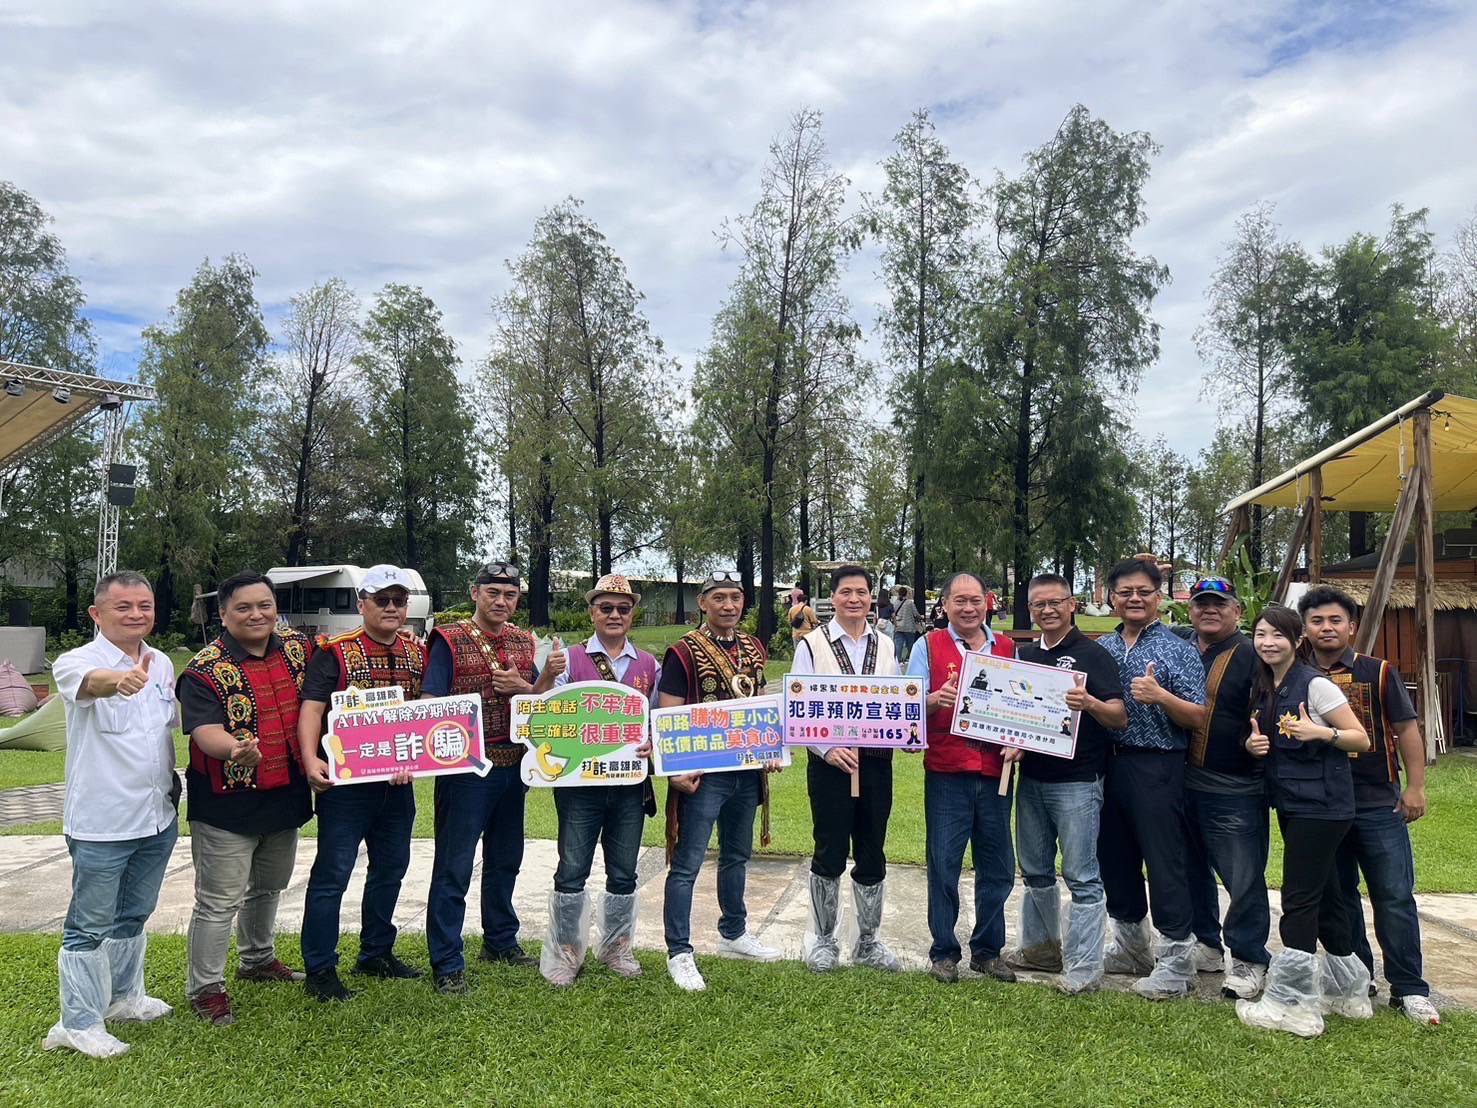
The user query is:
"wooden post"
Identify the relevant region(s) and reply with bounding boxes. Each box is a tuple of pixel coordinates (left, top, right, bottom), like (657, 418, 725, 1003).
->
(1217, 504, 1250, 568)
(1308, 468, 1324, 583)
(1272, 497, 1314, 604)
(1411, 411, 1440, 761)
(1355, 465, 1423, 654)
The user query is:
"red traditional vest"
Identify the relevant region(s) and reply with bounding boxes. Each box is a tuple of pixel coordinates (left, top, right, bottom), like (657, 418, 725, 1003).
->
(182, 629, 312, 794)
(922, 627, 1015, 777)
(317, 627, 426, 701)
(430, 619, 537, 743)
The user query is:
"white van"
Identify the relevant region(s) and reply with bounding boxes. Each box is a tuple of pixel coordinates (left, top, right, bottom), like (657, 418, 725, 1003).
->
(265, 565, 433, 638)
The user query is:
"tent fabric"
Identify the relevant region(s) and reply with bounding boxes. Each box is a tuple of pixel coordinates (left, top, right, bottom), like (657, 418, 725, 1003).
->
(0, 694, 67, 751)
(1239, 395, 1477, 513)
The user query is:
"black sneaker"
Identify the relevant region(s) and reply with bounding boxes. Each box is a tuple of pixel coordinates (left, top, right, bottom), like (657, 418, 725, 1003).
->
(354, 953, 423, 980)
(304, 968, 355, 1002)
(434, 970, 469, 996)
(480, 943, 535, 967)
(970, 955, 1018, 983)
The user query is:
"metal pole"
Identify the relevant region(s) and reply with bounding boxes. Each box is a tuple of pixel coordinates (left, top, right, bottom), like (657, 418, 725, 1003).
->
(94, 405, 125, 582)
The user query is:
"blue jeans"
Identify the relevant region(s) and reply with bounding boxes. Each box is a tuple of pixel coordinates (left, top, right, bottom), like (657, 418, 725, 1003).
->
(663, 770, 761, 956)
(553, 784, 645, 896)
(1338, 804, 1428, 998)
(63, 819, 179, 951)
(924, 770, 1015, 964)
(301, 781, 415, 975)
(426, 765, 526, 974)
(1185, 787, 1271, 965)
(1015, 775, 1104, 967)
(894, 631, 917, 664)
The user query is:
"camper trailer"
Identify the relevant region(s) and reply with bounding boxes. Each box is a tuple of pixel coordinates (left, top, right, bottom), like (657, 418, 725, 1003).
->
(197, 566, 434, 639)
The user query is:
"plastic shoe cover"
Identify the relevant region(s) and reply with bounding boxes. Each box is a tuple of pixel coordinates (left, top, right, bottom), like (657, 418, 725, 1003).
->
(1195, 941, 1225, 973)
(539, 891, 591, 987)
(596, 892, 642, 978)
(803, 874, 841, 972)
(45, 947, 129, 1057)
(102, 936, 171, 1022)
(1320, 953, 1374, 1019)
(667, 952, 706, 992)
(851, 879, 900, 973)
(1133, 936, 1195, 1000)
(1223, 958, 1267, 1000)
(1237, 948, 1324, 1038)
(1016, 883, 1063, 965)
(1103, 917, 1154, 976)
(1059, 893, 1105, 989)
(1398, 995, 1441, 1027)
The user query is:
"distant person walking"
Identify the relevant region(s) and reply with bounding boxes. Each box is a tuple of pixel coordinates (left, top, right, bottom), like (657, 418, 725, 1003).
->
(892, 587, 921, 664)
(788, 588, 819, 639)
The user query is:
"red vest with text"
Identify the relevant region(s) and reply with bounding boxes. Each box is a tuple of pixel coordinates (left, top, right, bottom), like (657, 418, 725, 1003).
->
(922, 627, 1015, 776)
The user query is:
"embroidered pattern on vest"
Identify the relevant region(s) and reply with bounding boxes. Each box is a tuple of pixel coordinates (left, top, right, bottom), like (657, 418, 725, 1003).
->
(683, 627, 767, 701)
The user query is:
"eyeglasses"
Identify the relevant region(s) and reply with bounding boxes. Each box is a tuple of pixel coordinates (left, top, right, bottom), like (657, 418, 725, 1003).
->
(1028, 597, 1073, 612)
(366, 594, 409, 609)
(595, 602, 633, 616)
(1113, 588, 1160, 600)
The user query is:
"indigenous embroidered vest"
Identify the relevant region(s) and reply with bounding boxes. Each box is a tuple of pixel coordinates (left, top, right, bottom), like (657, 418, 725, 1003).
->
(923, 627, 1014, 777)
(317, 627, 426, 701)
(1323, 653, 1400, 807)
(800, 625, 898, 758)
(182, 629, 311, 793)
(429, 619, 536, 744)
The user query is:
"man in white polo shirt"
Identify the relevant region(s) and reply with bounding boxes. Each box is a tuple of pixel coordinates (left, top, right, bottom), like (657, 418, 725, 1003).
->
(44, 571, 179, 1059)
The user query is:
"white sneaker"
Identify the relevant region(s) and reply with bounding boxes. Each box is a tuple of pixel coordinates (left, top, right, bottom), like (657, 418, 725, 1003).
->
(1194, 942, 1225, 974)
(1223, 959, 1267, 1000)
(667, 953, 706, 992)
(1399, 995, 1440, 1026)
(715, 931, 781, 962)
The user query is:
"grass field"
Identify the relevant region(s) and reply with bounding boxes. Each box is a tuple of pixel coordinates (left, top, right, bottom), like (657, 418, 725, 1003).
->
(5, 629, 1476, 895)
(0, 933, 1469, 1108)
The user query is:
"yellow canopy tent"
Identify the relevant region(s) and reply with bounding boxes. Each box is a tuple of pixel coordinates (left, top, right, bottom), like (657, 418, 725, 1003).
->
(1219, 390, 1476, 759)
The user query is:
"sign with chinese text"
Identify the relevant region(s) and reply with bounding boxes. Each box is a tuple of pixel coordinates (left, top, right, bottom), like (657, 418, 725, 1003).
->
(323, 687, 486, 784)
(782, 675, 926, 749)
(649, 694, 789, 776)
(950, 651, 1082, 759)
(511, 680, 649, 788)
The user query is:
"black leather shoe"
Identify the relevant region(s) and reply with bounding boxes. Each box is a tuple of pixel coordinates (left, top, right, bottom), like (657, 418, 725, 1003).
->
(970, 955, 1018, 982)
(304, 968, 355, 1002)
(480, 943, 535, 967)
(354, 952, 423, 979)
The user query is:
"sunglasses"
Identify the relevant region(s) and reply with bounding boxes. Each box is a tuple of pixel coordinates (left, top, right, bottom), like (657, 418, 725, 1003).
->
(1191, 578, 1234, 597)
(476, 561, 520, 583)
(595, 602, 633, 616)
(708, 570, 742, 584)
(365, 593, 409, 610)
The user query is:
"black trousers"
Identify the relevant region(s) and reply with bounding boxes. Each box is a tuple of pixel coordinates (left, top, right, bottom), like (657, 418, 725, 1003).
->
(1098, 747, 1192, 940)
(807, 751, 893, 886)
(1277, 813, 1356, 956)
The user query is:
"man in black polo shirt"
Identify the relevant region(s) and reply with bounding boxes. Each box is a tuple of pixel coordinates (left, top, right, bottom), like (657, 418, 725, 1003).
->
(1176, 575, 1269, 1001)
(1008, 574, 1126, 995)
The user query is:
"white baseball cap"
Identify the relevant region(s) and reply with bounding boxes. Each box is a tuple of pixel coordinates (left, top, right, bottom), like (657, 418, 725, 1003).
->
(359, 564, 414, 595)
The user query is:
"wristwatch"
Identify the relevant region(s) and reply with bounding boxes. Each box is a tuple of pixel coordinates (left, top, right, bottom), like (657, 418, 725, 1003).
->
(1329, 728, 1340, 745)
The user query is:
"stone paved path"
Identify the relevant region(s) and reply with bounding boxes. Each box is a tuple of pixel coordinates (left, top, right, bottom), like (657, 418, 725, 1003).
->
(2, 829, 1475, 1010)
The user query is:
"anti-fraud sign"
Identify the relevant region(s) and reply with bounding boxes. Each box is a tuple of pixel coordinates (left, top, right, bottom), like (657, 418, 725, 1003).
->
(323, 686, 486, 784)
(951, 651, 1082, 759)
(511, 679, 649, 788)
(782, 675, 927, 749)
(649, 694, 789, 776)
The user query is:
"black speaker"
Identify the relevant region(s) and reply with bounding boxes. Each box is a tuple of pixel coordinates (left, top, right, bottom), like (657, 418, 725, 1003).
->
(6, 598, 31, 626)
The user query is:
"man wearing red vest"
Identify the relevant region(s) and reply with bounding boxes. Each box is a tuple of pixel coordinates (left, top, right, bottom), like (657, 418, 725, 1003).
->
(907, 571, 1019, 984)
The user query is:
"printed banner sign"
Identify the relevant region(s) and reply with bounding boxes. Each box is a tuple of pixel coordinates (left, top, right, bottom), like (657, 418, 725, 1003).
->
(512, 679, 650, 788)
(649, 694, 789, 776)
(323, 687, 486, 784)
(950, 651, 1082, 759)
(782, 674, 926, 749)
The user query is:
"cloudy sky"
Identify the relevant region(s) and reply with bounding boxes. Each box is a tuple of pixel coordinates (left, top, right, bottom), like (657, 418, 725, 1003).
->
(3, 0, 1475, 458)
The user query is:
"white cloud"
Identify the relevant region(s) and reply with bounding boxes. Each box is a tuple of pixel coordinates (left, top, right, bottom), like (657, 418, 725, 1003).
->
(3, 0, 1474, 463)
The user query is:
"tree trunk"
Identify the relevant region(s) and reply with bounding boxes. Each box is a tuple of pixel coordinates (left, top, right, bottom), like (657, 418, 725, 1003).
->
(674, 551, 687, 625)
(911, 468, 926, 601)
(738, 531, 755, 611)
(528, 451, 555, 626)
(507, 472, 518, 558)
(1011, 355, 1034, 631)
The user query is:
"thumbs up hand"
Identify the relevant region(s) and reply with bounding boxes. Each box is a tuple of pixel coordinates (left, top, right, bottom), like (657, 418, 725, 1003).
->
(1245, 716, 1270, 757)
(1130, 661, 1163, 706)
(114, 651, 153, 697)
(544, 635, 568, 680)
(1282, 701, 1328, 744)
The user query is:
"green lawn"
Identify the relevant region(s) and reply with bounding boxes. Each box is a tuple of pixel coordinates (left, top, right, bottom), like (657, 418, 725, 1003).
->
(0, 933, 1467, 1108)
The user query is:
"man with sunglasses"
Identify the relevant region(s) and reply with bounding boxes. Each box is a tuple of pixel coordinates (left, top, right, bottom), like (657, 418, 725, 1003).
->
(423, 561, 564, 995)
(539, 574, 660, 987)
(1096, 557, 1207, 1001)
(298, 565, 428, 1002)
(1174, 576, 1270, 1001)
(1007, 574, 1126, 995)
(660, 570, 779, 992)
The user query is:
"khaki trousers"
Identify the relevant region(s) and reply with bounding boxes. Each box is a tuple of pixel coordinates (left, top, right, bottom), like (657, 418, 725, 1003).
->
(187, 821, 298, 997)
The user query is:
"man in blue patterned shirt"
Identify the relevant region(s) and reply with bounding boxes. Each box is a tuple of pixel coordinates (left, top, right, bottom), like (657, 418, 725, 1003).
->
(1096, 557, 1207, 1000)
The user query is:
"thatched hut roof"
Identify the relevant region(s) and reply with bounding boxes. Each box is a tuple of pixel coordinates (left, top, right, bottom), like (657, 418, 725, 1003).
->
(1322, 577, 1477, 612)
